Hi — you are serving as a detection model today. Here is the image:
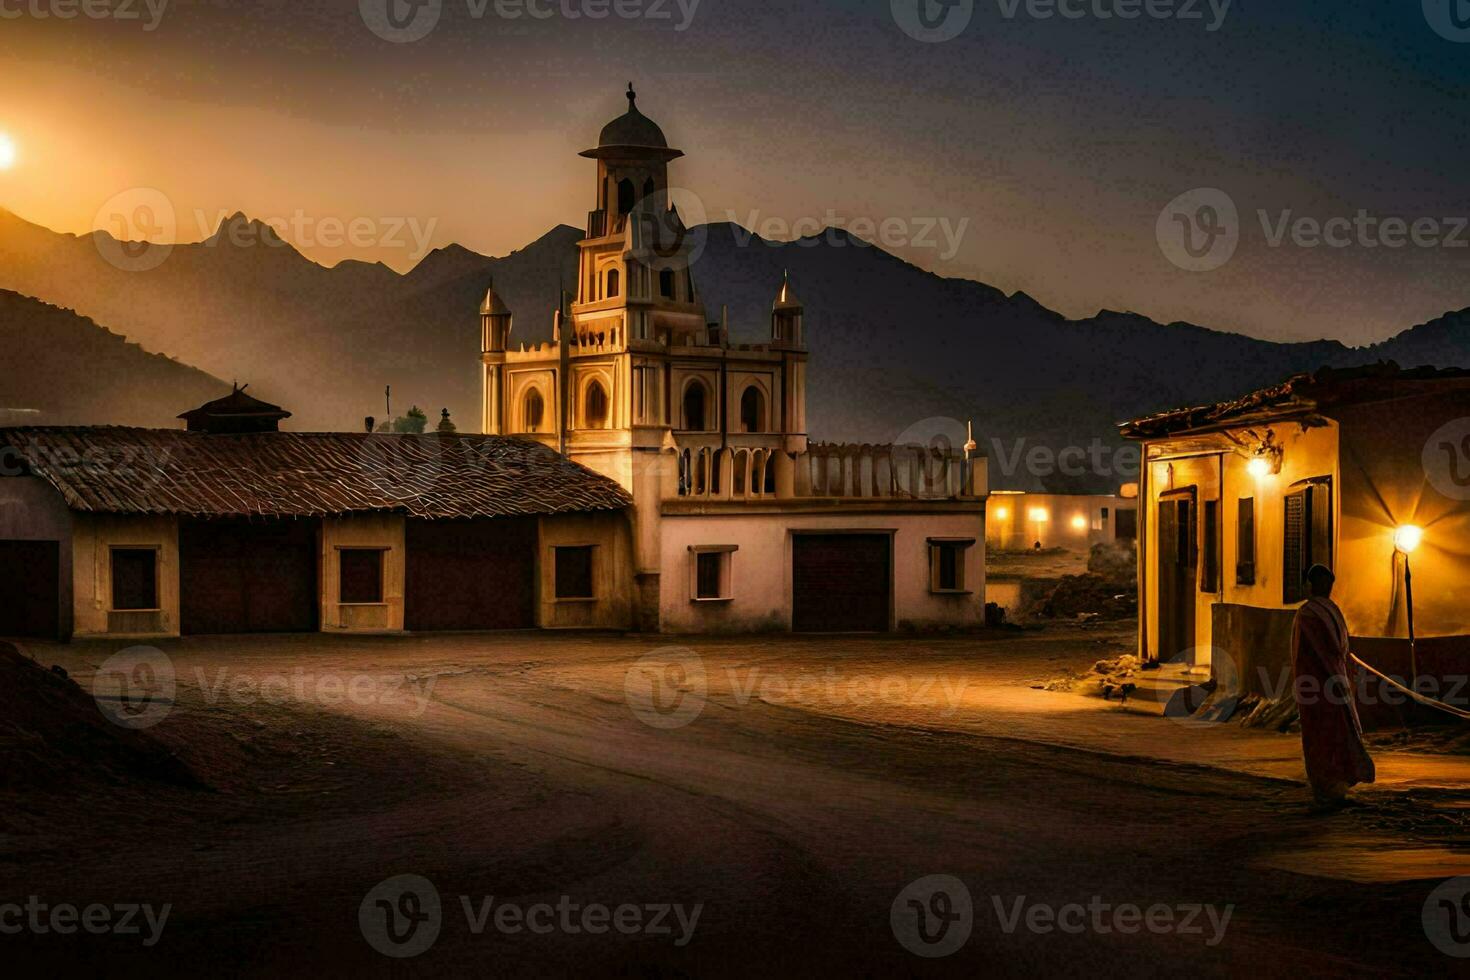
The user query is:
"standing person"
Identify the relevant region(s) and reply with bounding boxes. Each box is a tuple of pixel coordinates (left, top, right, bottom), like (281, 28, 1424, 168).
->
(1291, 564, 1376, 809)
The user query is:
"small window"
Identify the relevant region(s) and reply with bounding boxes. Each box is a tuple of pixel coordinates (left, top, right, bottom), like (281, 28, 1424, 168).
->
(584, 380, 609, 429)
(928, 538, 974, 593)
(555, 546, 595, 600)
(659, 268, 675, 298)
(606, 268, 620, 298)
(339, 548, 385, 604)
(1201, 499, 1220, 593)
(1236, 497, 1256, 585)
(111, 548, 158, 611)
(1283, 479, 1332, 603)
(682, 381, 707, 431)
(690, 546, 736, 601)
(523, 388, 545, 433)
(739, 385, 766, 433)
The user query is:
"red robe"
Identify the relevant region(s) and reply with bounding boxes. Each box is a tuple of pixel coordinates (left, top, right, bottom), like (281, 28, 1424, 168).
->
(1291, 597, 1376, 796)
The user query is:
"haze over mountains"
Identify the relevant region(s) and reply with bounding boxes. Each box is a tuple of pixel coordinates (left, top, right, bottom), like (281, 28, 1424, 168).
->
(3, 205, 1469, 491)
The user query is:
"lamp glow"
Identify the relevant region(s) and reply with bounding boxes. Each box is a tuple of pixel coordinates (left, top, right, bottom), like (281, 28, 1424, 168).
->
(1394, 525, 1423, 555)
(0, 133, 15, 170)
(994, 507, 1008, 520)
(1247, 456, 1271, 478)
(1029, 507, 1049, 523)
(1071, 515, 1088, 530)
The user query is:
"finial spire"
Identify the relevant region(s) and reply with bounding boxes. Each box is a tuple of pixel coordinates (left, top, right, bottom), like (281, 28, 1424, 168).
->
(627, 82, 636, 107)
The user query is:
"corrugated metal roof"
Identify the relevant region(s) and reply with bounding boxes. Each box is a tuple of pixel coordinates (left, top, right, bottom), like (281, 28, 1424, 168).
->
(0, 427, 632, 519)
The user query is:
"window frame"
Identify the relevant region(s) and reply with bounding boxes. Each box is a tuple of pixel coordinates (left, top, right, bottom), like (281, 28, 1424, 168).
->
(337, 546, 387, 606)
(1236, 497, 1256, 585)
(109, 545, 161, 612)
(927, 537, 975, 594)
(688, 545, 737, 602)
(1283, 477, 1333, 604)
(553, 545, 597, 602)
(1200, 498, 1220, 593)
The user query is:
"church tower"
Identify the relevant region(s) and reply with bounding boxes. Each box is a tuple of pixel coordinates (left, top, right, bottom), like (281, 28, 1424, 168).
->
(479, 281, 512, 435)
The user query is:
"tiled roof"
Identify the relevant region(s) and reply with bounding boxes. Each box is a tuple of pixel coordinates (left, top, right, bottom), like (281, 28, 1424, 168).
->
(0, 428, 632, 519)
(1118, 363, 1470, 440)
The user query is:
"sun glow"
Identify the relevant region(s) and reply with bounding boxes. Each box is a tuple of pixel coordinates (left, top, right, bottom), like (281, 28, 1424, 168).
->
(0, 133, 15, 170)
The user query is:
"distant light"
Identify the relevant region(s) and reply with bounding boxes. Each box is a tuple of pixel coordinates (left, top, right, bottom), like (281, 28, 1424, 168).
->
(0, 133, 15, 170)
(993, 506, 1009, 520)
(1071, 515, 1088, 530)
(1247, 456, 1272, 478)
(1118, 482, 1139, 499)
(1394, 525, 1423, 555)
(1028, 507, 1049, 523)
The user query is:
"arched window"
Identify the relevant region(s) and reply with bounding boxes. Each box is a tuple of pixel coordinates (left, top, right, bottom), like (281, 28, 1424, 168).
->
(739, 385, 766, 433)
(659, 268, 675, 299)
(523, 388, 545, 433)
(682, 380, 707, 431)
(617, 179, 635, 215)
(606, 268, 620, 298)
(584, 380, 609, 429)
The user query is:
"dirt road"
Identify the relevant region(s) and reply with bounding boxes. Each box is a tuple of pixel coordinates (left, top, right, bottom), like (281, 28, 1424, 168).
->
(4, 629, 1466, 976)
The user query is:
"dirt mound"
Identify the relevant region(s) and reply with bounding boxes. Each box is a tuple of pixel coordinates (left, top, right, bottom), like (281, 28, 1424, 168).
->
(0, 642, 199, 790)
(1031, 573, 1138, 620)
(1086, 541, 1137, 585)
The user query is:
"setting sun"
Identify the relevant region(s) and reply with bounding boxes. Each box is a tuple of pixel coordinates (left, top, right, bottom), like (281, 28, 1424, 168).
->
(0, 133, 15, 170)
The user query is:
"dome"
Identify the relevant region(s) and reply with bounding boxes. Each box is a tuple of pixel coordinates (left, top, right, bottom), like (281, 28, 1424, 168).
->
(581, 85, 683, 160)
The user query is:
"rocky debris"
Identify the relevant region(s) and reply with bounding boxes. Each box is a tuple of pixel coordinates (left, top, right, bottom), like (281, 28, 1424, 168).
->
(1030, 573, 1138, 620)
(0, 642, 199, 790)
(1087, 541, 1137, 585)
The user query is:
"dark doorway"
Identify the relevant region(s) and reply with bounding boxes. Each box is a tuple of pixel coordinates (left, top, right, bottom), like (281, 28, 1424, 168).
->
(180, 518, 318, 635)
(0, 540, 60, 638)
(792, 533, 891, 632)
(405, 518, 537, 632)
(1156, 492, 1197, 663)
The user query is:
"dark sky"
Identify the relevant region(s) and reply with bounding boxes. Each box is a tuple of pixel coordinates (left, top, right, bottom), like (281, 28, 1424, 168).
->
(2, 0, 1467, 345)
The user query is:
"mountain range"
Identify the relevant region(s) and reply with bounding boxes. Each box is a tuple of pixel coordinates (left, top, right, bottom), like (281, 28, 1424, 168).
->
(3, 205, 1469, 491)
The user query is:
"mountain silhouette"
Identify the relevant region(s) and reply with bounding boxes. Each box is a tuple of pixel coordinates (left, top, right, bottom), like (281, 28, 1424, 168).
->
(3, 206, 1469, 489)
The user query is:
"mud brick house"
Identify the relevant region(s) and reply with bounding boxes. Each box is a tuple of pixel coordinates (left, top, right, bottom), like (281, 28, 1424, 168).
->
(0, 388, 635, 640)
(1120, 364, 1470, 710)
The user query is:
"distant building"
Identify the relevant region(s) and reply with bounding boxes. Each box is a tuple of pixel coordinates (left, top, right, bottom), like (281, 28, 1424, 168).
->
(1120, 365, 1470, 709)
(479, 87, 988, 632)
(986, 490, 1137, 552)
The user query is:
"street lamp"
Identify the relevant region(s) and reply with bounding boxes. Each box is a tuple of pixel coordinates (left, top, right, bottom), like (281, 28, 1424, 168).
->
(1395, 525, 1423, 685)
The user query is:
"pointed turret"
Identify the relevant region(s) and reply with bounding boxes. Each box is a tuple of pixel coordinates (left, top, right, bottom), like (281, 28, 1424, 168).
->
(480, 280, 512, 353)
(771, 269, 805, 350)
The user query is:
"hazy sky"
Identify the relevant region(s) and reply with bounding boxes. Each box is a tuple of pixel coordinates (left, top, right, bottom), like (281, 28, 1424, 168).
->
(1, 0, 1468, 346)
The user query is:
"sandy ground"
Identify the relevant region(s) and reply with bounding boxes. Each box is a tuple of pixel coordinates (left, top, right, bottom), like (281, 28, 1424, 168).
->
(4, 627, 1470, 976)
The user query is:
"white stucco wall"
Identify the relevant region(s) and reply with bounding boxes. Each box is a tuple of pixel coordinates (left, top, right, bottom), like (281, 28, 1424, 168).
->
(658, 508, 985, 633)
